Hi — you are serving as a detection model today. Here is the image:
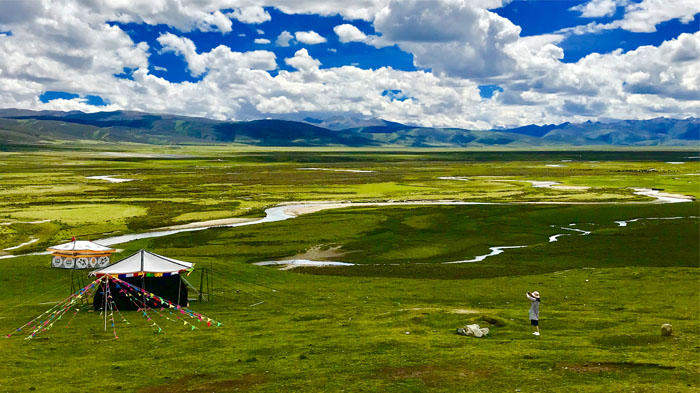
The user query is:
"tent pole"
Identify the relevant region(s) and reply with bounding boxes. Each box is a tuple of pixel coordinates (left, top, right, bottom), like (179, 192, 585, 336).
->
(177, 274, 182, 306)
(199, 270, 204, 302)
(205, 268, 210, 302)
(104, 276, 108, 331)
(141, 250, 146, 309)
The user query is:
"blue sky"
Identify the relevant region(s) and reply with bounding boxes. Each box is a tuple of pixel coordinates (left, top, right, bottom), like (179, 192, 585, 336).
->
(109, 1, 697, 82)
(2, 0, 698, 128)
(112, 8, 418, 83)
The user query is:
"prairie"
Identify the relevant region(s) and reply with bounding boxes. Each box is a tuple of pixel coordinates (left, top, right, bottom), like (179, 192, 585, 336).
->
(0, 146, 698, 392)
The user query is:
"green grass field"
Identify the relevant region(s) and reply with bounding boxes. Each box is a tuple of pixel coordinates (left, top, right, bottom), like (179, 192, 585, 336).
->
(0, 146, 698, 392)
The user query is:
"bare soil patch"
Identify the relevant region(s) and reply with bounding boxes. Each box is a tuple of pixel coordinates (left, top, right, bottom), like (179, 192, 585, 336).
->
(139, 373, 267, 393)
(154, 217, 256, 231)
(289, 244, 347, 260)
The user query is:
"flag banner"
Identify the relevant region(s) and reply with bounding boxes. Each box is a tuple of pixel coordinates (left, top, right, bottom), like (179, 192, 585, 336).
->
(6, 275, 221, 341)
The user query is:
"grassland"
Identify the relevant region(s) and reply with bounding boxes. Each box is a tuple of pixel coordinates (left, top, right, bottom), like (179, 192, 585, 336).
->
(0, 145, 698, 392)
(0, 147, 698, 253)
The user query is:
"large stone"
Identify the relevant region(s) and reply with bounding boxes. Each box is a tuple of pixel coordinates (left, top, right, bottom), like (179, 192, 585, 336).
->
(661, 323, 673, 336)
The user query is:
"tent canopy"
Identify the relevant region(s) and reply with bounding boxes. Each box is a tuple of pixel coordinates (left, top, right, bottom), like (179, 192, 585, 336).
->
(90, 249, 194, 277)
(47, 240, 115, 254)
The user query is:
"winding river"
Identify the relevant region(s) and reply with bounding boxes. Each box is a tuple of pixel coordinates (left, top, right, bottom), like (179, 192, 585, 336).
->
(0, 189, 695, 264)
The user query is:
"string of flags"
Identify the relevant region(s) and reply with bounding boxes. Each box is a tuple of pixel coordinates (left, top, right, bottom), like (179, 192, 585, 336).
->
(5, 275, 222, 340)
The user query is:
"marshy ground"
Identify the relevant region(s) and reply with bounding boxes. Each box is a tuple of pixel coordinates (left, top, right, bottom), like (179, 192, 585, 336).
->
(0, 146, 698, 392)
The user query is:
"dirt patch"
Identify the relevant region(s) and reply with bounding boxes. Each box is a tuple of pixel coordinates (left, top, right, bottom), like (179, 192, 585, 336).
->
(450, 309, 480, 314)
(139, 373, 267, 393)
(377, 308, 482, 317)
(377, 364, 491, 387)
(290, 244, 347, 260)
(283, 204, 348, 216)
(154, 217, 257, 231)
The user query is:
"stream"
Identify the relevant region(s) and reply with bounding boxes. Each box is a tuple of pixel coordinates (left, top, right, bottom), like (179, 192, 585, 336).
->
(1, 193, 696, 265)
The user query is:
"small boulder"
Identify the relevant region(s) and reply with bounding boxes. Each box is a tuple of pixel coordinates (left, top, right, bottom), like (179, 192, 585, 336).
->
(661, 323, 673, 336)
(456, 324, 489, 338)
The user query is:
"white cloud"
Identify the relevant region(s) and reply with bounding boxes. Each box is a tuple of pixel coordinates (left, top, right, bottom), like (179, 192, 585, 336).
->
(34, 97, 120, 112)
(563, 0, 700, 34)
(0, 0, 149, 106)
(333, 24, 367, 43)
(497, 31, 700, 122)
(227, 6, 271, 24)
(570, 0, 627, 18)
(276, 30, 293, 47)
(157, 33, 208, 76)
(284, 48, 321, 71)
(295, 31, 327, 45)
(373, 0, 521, 78)
(254, 38, 271, 44)
(158, 32, 277, 77)
(92, 1, 234, 33)
(265, 0, 389, 21)
(0, 0, 698, 129)
(268, 0, 509, 20)
(257, 29, 265, 34)
(617, 0, 700, 32)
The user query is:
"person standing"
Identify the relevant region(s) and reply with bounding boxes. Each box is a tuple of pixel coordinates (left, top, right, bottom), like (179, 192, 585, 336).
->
(527, 291, 540, 336)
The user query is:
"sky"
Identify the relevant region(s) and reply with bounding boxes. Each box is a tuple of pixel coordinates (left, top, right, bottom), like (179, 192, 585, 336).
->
(0, 0, 698, 129)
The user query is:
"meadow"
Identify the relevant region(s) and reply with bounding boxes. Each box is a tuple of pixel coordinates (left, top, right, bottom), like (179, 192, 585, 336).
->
(0, 145, 698, 392)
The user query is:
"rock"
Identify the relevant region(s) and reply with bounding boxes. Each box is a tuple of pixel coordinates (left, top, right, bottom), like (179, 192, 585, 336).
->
(661, 323, 673, 336)
(457, 324, 489, 337)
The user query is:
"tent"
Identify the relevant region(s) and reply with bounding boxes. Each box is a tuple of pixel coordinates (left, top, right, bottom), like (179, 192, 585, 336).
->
(7, 274, 221, 340)
(90, 249, 193, 310)
(47, 239, 116, 269)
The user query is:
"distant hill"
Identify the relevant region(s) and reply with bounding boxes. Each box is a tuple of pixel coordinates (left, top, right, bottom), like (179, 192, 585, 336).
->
(0, 109, 697, 147)
(302, 116, 412, 132)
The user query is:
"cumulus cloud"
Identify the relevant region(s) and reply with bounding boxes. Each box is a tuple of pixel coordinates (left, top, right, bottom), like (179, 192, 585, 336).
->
(276, 30, 294, 46)
(497, 31, 700, 122)
(157, 33, 208, 76)
(158, 32, 277, 77)
(254, 38, 271, 44)
(0, 0, 698, 128)
(35, 97, 120, 112)
(284, 48, 321, 71)
(570, 0, 627, 18)
(0, 0, 149, 106)
(563, 0, 700, 34)
(227, 6, 271, 24)
(333, 24, 367, 43)
(618, 0, 700, 32)
(94, 1, 234, 33)
(295, 31, 327, 45)
(266, 0, 388, 21)
(373, 0, 521, 78)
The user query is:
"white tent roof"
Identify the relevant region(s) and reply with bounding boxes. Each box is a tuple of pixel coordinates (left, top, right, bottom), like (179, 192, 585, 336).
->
(47, 240, 115, 253)
(90, 249, 194, 276)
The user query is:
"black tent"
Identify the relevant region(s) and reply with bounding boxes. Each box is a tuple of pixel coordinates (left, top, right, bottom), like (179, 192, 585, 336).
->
(90, 249, 193, 311)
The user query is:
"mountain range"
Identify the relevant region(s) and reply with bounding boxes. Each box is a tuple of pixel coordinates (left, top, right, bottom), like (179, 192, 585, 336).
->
(0, 108, 697, 147)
